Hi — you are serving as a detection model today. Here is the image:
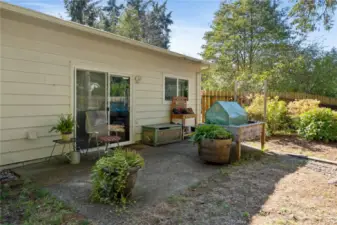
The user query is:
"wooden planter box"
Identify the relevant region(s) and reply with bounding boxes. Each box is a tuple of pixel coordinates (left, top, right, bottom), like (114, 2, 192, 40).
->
(142, 124, 182, 146)
(198, 139, 232, 164)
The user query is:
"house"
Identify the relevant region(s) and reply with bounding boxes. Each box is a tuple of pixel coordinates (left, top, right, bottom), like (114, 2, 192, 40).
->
(0, 2, 205, 167)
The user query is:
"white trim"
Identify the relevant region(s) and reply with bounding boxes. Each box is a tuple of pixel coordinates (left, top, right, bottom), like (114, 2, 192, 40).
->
(162, 73, 191, 104)
(0, 1, 207, 65)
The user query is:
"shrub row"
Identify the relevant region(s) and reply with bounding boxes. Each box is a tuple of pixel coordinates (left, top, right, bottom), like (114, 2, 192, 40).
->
(245, 95, 337, 142)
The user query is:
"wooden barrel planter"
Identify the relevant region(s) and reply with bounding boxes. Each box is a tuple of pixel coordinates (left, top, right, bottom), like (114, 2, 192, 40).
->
(198, 139, 232, 164)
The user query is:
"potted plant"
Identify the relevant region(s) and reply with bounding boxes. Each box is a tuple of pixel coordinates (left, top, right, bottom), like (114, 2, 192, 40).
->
(91, 148, 144, 205)
(191, 124, 233, 164)
(49, 114, 76, 141)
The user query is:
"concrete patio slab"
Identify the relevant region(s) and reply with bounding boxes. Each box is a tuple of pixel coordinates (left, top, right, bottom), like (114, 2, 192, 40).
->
(14, 141, 224, 225)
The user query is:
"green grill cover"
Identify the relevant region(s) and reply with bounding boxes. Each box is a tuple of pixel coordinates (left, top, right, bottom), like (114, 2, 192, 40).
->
(206, 101, 248, 125)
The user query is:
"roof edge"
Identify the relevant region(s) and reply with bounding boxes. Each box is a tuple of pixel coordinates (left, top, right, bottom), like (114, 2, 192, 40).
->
(0, 1, 209, 65)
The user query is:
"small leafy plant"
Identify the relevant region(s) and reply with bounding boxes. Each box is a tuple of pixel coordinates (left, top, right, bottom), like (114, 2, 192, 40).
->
(191, 124, 232, 144)
(298, 108, 337, 142)
(91, 148, 144, 206)
(49, 114, 76, 134)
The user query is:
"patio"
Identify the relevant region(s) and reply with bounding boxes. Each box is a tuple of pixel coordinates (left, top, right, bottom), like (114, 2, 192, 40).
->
(13, 141, 223, 224)
(9, 141, 337, 225)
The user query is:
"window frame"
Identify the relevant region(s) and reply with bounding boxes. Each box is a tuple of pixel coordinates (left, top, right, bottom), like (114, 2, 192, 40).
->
(163, 74, 190, 104)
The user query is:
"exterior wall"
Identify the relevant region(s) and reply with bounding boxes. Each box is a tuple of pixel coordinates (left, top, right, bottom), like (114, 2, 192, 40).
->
(0, 9, 202, 166)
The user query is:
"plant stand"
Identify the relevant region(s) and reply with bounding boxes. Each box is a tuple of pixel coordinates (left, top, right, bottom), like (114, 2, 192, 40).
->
(48, 138, 77, 162)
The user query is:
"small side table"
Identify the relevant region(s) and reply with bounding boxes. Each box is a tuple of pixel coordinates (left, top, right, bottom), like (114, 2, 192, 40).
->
(48, 138, 77, 162)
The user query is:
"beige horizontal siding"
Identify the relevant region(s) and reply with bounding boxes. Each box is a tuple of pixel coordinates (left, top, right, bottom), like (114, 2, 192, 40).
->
(1, 115, 61, 130)
(2, 45, 69, 66)
(1, 136, 59, 153)
(1, 94, 70, 105)
(1, 105, 70, 117)
(1, 70, 70, 85)
(1, 58, 69, 76)
(0, 145, 68, 165)
(136, 90, 162, 99)
(1, 126, 54, 141)
(1, 82, 70, 95)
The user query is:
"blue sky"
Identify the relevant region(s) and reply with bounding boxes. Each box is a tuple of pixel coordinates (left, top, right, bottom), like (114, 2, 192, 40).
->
(4, 0, 337, 58)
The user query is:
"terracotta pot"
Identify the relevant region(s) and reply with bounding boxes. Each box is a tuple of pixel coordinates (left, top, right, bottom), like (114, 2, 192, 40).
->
(198, 138, 232, 164)
(123, 166, 141, 197)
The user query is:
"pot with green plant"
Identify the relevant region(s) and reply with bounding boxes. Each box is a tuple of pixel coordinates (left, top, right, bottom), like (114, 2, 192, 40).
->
(191, 124, 233, 164)
(91, 148, 144, 206)
(49, 114, 76, 141)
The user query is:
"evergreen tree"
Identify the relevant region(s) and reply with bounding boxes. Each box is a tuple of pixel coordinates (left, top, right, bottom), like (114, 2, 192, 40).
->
(144, 1, 173, 49)
(116, 6, 143, 41)
(64, 0, 101, 26)
(102, 0, 124, 32)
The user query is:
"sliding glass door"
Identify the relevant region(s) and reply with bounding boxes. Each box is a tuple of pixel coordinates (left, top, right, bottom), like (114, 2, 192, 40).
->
(74, 69, 131, 150)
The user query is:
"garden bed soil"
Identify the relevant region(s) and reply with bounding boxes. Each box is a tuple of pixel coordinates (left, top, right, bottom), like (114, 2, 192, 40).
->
(246, 135, 337, 161)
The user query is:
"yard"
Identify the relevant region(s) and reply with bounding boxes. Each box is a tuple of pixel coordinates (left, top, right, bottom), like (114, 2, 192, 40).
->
(1, 141, 336, 225)
(246, 135, 337, 161)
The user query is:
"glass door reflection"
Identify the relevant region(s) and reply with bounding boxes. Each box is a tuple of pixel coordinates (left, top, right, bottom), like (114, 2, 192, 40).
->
(109, 75, 130, 142)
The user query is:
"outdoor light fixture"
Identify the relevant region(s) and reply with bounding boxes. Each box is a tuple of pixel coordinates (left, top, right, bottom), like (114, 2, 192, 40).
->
(135, 75, 142, 83)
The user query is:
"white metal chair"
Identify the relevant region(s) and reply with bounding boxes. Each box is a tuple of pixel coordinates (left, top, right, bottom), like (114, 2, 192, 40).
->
(85, 110, 121, 157)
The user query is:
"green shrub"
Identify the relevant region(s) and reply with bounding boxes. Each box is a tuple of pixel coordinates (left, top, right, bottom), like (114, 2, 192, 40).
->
(298, 108, 337, 142)
(91, 148, 144, 205)
(267, 97, 290, 134)
(245, 94, 290, 135)
(191, 124, 232, 144)
(287, 99, 320, 116)
(245, 94, 264, 121)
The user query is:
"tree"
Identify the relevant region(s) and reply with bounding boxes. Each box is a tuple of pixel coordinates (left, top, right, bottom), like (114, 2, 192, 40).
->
(201, 0, 292, 90)
(269, 44, 337, 97)
(102, 0, 124, 32)
(144, 1, 173, 49)
(289, 0, 337, 32)
(64, 0, 101, 26)
(116, 6, 143, 41)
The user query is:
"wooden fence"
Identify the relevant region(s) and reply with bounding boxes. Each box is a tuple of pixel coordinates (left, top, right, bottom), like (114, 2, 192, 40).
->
(201, 90, 337, 122)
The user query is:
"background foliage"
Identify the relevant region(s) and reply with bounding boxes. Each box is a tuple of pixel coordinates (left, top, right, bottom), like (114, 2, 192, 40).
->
(64, 0, 173, 49)
(201, 0, 337, 98)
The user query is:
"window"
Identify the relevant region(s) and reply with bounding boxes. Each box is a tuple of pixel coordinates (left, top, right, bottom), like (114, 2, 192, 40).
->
(164, 76, 189, 101)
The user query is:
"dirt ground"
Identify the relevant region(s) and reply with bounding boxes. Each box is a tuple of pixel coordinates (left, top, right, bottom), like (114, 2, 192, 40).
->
(246, 135, 337, 161)
(123, 152, 337, 225)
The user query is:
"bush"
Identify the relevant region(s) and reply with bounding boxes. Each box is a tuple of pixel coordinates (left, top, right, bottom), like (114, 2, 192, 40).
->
(298, 108, 337, 142)
(91, 148, 144, 205)
(191, 124, 232, 144)
(245, 94, 264, 121)
(287, 99, 320, 116)
(245, 94, 290, 135)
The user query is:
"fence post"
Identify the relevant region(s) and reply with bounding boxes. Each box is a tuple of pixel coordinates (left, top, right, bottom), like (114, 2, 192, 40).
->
(263, 80, 268, 121)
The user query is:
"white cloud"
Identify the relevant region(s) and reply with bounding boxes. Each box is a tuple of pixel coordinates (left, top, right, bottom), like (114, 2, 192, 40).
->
(170, 22, 208, 59)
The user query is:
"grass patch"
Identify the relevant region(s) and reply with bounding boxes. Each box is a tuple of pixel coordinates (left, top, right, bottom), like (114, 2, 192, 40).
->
(167, 195, 188, 205)
(0, 181, 91, 225)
